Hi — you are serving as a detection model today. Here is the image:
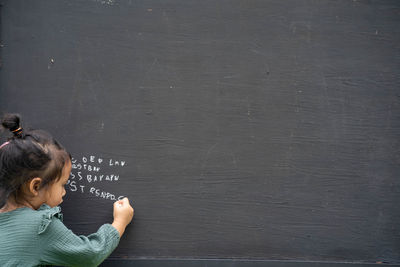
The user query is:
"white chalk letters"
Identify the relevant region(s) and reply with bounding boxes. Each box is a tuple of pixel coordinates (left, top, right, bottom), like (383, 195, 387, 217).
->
(68, 155, 126, 201)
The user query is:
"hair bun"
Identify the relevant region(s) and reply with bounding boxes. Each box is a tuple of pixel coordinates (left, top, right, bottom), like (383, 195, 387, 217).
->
(1, 113, 22, 134)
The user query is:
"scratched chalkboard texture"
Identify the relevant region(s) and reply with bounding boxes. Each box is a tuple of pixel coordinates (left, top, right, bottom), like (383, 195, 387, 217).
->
(0, 0, 399, 265)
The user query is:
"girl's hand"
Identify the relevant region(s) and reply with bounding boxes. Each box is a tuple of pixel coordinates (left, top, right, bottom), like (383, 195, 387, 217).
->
(111, 197, 134, 237)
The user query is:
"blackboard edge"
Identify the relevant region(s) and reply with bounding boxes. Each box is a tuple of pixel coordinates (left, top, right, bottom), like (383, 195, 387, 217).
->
(101, 258, 400, 267)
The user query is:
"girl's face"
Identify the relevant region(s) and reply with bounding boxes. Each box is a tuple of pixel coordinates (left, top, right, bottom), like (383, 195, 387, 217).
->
(43, 159, 72, 207)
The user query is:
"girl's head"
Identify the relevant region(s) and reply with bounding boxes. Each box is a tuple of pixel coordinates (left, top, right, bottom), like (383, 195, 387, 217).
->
(0, 113, 71, 210)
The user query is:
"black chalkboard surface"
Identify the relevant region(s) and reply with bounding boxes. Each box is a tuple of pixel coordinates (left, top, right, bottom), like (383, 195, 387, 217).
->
(1, 0, 399, 266)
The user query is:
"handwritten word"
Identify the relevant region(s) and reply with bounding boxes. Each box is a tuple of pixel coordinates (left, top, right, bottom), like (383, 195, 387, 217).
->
(89, 187, 124, 201)
(86, 174, 119, 183)
(72, 163, 101, 172)
(67, 180, 85, 193)
(109, 159, 126, 167)
(72, 156, 103, 164)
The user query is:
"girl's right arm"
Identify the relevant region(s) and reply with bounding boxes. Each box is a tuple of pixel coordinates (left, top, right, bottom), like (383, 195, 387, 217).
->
(111, 197, 134, 237)
(40, 198, 134, 267)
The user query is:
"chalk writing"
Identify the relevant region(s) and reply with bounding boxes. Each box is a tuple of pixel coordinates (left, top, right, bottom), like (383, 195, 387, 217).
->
(89, 187, 124, 201)
(67, 155, 126, 201)
(72, 163, 101, 172)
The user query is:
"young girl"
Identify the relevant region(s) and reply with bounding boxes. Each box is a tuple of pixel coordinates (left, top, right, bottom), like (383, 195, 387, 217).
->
(0, 113, 134, 266)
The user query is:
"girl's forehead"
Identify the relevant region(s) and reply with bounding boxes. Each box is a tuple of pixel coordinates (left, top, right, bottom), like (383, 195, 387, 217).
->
(61, 160, 72, 178)
(63, 158, 72, 168)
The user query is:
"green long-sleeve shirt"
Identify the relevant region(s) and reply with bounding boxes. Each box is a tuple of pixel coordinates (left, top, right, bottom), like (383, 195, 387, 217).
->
(0, 204, 120, 267)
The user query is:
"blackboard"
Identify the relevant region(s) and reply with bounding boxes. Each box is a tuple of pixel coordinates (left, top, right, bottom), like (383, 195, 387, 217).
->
(0, 0, 399, 266)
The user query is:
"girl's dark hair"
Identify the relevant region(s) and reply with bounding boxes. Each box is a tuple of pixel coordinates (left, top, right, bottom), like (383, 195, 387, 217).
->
(0, 113, 71, 208)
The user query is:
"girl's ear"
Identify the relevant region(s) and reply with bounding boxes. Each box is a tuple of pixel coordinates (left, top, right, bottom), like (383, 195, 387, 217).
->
(28, 177, 43, 196)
